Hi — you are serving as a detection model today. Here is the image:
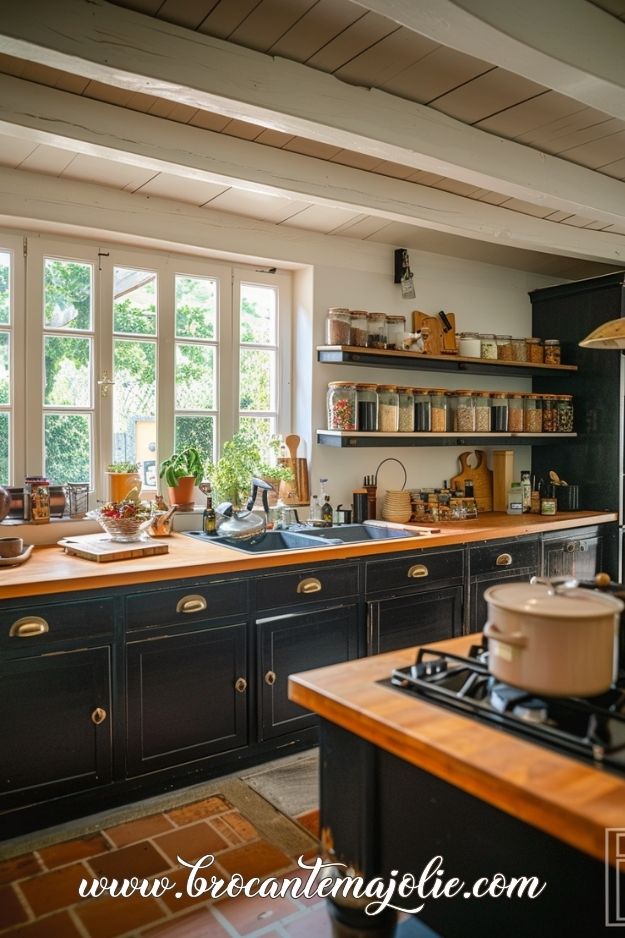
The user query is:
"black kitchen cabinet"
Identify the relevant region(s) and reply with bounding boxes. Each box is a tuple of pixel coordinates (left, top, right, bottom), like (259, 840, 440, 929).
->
(466, 536, 540, 633)
(542, 527, 602, 581)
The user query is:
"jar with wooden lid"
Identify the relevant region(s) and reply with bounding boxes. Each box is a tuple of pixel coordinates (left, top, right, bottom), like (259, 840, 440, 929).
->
(355, 383, 378, 431)
(496, 335, 512, 360)
(326, 308, 351, 345)
(430, 389, 448, 432)
(524, 394, 543, 432)
(452, 391, 476, 432)
(544, 339, 561, 365)
(526, 337, 544, 363)
(557, 394, 574, 433)
(350, 311, 368, 347)
(327, 382, 356, 430)
(458, 332, 481, 357)
(396, 387, 414, 431)
(480, 334, 498, 360)
(473, 392, 490, 432)
(491, 392, 509, 431)
(386, 315, 406, 350)
(413, 389, 432, 431)
(378, 385, 399, 431)
(511, 337, 528, 362)
(367, 312, 387, 348)
(542, 394, 558, 432)
(508, 393, 524, 432)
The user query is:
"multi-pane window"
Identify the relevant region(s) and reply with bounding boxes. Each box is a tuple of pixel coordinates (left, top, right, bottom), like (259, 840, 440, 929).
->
(238, 281, 279, 440)
(0, 250, 11, 484)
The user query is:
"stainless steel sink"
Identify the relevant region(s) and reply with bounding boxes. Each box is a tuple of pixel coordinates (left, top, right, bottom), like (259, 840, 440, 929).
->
(184, 522, 425, 553)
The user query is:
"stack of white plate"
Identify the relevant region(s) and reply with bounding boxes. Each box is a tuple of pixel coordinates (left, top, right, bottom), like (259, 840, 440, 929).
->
(382, 489, 412, 523)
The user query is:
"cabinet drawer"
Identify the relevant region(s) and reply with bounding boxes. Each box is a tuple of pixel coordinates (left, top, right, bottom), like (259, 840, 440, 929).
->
(255, 564, 359, 612)
(469, 537, 539, 576)
(126, 580, 248, 631)
(366, 549, 463, 596)
(0, 597, 114, 652)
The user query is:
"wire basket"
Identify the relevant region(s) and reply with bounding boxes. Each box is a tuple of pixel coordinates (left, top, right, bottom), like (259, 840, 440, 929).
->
(89, 510, 150, 543)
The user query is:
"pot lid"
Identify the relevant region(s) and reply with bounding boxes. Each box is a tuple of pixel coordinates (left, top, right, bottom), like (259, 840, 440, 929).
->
(484, 580, 624, 618)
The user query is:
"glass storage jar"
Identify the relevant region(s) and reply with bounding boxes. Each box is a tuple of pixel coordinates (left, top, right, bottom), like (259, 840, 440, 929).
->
(474, 392, 491, 432)
(327, 382, 356, 430)
(378, 385, 399, 431)
(458, 332, 481, 357)
(496, 335, 513, 361)
(367, 312, 388, 348)
(397, 387, 414, 431)
(524, 394, 543, 432)
(452, 391, 476, 432)
(542, 394, 558, 432)
(386, 315, 406, 350)
(480, 334, 498, 359)
(526, 337, 544, 363)
(508, 393, 524, 432)
(326, 308, 351, 345)
(350, 311, 368, 347)
(544, 339, 561, 365)
(430, 389, 448, 432)
(491, 392, 509, 431)
(355, 383, 378, 431)
(413, 389, 432, 431)
(557, 394, 574, 433)
(511, 337, 528, 362)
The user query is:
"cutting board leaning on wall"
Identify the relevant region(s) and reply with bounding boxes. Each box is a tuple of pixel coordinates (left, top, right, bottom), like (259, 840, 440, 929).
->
(450, 450, 493, 512)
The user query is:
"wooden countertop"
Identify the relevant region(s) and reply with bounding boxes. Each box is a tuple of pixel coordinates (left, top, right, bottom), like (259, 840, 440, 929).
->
(0, 511, 616, 600)
(288, 635, 625, 864)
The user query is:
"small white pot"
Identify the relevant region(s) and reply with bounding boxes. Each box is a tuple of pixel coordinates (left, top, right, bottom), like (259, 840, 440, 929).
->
(483, 580, 623, 697)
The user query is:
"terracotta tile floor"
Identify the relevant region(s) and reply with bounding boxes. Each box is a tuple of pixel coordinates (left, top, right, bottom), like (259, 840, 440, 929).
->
(0, 797, 329, 938)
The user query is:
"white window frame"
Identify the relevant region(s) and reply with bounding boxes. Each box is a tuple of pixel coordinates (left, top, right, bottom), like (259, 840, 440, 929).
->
(0, 233, 25, 486)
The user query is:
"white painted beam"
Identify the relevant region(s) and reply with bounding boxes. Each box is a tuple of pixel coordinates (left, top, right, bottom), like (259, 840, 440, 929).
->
(352, 0, 625, 120)
(2, 0, 625, 220)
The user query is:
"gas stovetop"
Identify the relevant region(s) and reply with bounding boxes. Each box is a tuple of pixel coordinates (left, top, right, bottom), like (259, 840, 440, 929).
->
(388, 645, 625, 773)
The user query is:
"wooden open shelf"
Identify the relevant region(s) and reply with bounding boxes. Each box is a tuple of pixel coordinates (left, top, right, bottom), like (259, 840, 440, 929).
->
(317, 430, 578, 448)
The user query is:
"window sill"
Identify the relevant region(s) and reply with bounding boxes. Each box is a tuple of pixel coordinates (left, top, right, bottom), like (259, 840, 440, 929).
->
(0, 509, 204, 546)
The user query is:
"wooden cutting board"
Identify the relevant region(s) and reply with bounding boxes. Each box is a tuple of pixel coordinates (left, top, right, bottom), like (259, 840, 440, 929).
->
(411, 311, 457, 355)
(58, 534, 169, 562)
(450, 450, 493, 512)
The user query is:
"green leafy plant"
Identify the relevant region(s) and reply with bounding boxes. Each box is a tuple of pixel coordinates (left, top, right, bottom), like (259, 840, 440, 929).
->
(159, 445, 204, 487)
(106, 461, 139, 474)
(205, 430, 261, 507)
(256, 463, 293, 483)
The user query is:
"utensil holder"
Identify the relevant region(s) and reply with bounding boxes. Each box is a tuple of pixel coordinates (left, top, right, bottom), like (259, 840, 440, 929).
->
(556, 485, 580, 511)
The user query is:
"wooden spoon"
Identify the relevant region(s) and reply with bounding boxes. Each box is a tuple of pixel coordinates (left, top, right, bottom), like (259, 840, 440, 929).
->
(285, 434, 300, 464)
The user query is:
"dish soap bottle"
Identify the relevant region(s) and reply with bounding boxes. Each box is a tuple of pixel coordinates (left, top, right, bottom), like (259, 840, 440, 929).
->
(202, 487, 217, 535)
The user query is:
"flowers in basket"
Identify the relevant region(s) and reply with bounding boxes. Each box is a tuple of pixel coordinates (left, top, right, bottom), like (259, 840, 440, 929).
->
(89, 491, 152, 542)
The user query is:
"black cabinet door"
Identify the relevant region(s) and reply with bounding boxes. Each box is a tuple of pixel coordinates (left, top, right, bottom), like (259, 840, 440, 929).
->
(0, 646, 112, 810)
(126, 622, 247, 776)
(368, 585, 462, 654)
(258, 603, 359, 741)
(468, 567, 538, 634)
(542, 533, 601, 581)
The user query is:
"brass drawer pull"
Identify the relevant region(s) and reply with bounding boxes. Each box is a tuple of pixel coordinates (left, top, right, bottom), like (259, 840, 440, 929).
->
(265, 670, 277, 686)
(495, 553, 512, 567)
(91, 707, 107, 725)
(407, 564, 428, 578)
(235, 677, 247, 693)
(9, 617, 49, 638)
(297, 577, 322, 594)
(566, 541, 577, 553)
(176, 595, 207, 614)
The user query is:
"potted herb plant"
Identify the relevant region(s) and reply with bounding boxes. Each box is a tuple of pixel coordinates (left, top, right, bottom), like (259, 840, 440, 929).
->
(105, 461, 142, 503)
(158, 445, 204, 511)
(204, 430, 261, 508)
(256, 463, 294, 507)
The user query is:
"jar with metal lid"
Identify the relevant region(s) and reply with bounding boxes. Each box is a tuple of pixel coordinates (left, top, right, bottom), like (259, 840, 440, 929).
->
(355, 383, 378, 431)
(496, 335, 512, 361)
(350, 311, 368, 347)
(526, 337, 544, 363)
(452, 391, 476, 432)
(508, 393, 524, 432)
(386, 315, 406, 350)
(458, 332, 481, 358)
(367, 312, 387, 348)
(557, 394, 574, 433)
(378, 385, 399, 431)
(491, 392, 509, 431)
(480, 334, 498, 360)
(475, 391, 491, 432)
(430, 389, 448, 432)
(524, 394, 543, 432)
(413, 389, 432, 431)
(397, 387, 414, 431)
(326, 308, 351, 345)
(542, 394, 558, 432)
(327, 382, 356, 430)
(544, 339, 561, 365)
(511, 337, 528, 362)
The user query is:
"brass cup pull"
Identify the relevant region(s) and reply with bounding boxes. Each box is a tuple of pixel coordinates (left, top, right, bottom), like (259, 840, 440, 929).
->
(176, 595, 207, 614)
(566, 541, 577, 553)
(235, 677, 247, 693)
(407, 564, 428, 578)
(9, 617, 49, 638)
(495, 553, 512, 567)
(296, 577, 322, 594)
(265, 670, 277, 686)
(91, 707, 107, 725)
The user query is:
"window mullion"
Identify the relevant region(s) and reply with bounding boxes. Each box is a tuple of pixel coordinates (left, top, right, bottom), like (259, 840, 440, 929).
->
(97, 253, 114, 501)
(218, 271, 235, 449)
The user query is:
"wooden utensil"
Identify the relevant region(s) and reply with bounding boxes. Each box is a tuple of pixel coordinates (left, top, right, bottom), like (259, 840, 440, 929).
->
(492, 450, 513, 511)
(450, 450, 493, 512)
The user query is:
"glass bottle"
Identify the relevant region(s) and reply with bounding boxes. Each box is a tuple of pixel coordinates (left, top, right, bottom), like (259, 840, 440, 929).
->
(367, 313, 388, 348)
(397, 387, 414, 432)
(542, 394, 558, 432)
(430, 389, 448, 432)
(474, 392, 491, 432)
(524, 394, 543, 432)
(496, 335, 512, 360)
(511, 337, 528, 362)
(202, 492, 217, 535)
(413, 389, 431, 431)
(350, 311, 368, 347)
(452, 391, 476, 432)
(325, 308, 351, 345)
(490, 393, 509, 432)
(526, 337, 544, 363)
(386, 315, 406, 350)
(557, 394, 574, 433)
(378, 385, 399, 432)
(309, 494, 321, 523)
(508, 393, 524, 432)
(355, 383, 378, 431)
(544, 339, 561, 365)
(327, 382, 356, 430)
(480, 334, 498, 360)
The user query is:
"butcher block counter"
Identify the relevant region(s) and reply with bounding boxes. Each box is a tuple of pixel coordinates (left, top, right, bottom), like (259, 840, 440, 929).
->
(0, 510, 616, 600)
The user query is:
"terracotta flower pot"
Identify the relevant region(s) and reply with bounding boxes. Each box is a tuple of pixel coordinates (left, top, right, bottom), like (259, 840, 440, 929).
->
(167, 476, 196, 512)
(107, 472, 142, 502)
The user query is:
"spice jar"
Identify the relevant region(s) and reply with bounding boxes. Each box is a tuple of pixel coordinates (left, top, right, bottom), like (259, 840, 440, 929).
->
(544, 339, 561, 365)
(511, 337, 528, 362)
(557, 394, 574, 433)
(355, 383, 378, 431)
(508, 393, 524, 432)
(524, 394, 543, 432)
(480, 334, 498, 360)
(542, 394, 558, 432)
(350, 311, 368, 348)
(430, 389, 448, 432)
(452, 391, 476, 432)
(496, 335, 512, 361)
(397, 387, 414, 431)
(327, 382, 356, 430)
(326, 308, 351, 345)
(458, 332, 481, 358)
(367, 312, 388, 349)
(378, 385, 399, 432)
(526, 337, 544, 363)
(475, 391, 491, 432)
(491, 392, 509, 432)
(413, 389, 432, 431)
(386, 315, 406, 350)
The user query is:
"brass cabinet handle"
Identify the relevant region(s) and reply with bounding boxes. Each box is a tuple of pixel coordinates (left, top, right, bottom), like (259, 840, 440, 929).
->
(566, 541, 577, 553)
(91, 707, 107, 725)
(9, 617, 49, 638)
(176, 595, 207, 614)
(235, 677, 247, 693)
(578, 541, 587, 552)
(407, 564, 428, 578)
(296, 577, 322, 594)
(495, 553, 512, 566)
(265, 670, 277, 686)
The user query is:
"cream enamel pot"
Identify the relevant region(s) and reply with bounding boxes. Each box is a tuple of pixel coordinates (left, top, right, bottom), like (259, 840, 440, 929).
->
(483, 577, 624, 697)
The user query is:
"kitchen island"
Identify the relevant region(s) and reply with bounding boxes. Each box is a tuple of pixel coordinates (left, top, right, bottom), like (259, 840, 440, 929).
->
(289, 636, 625, 938)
